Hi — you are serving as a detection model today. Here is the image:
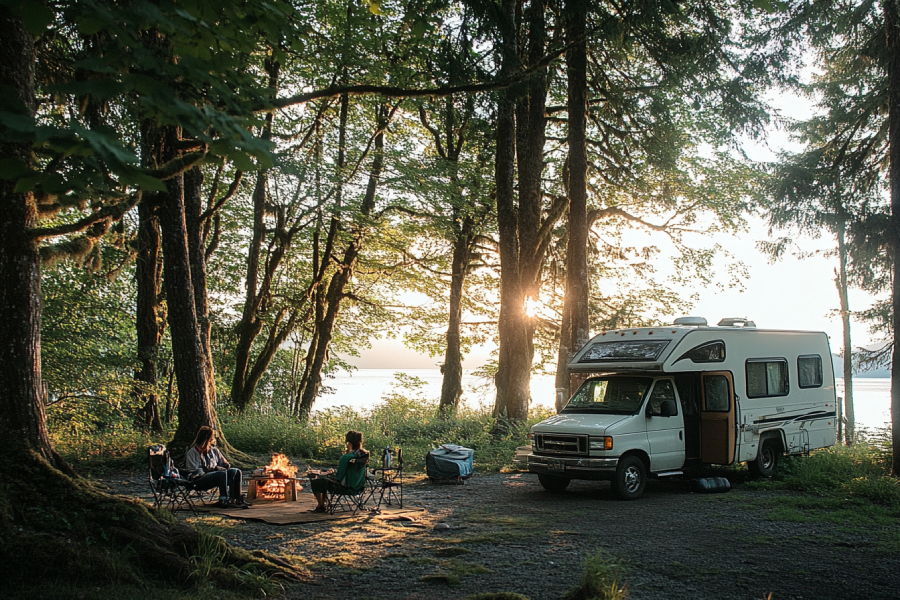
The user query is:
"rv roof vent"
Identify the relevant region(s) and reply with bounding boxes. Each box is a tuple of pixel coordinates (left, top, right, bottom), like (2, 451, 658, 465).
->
(672, 316, 708, 327)
(717, 317, 756, 328)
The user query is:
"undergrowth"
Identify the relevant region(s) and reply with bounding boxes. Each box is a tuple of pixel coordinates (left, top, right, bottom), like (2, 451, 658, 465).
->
(53, 376, 551, 474)
(221, 391, 550, 472)
(746, 432, 899, 506)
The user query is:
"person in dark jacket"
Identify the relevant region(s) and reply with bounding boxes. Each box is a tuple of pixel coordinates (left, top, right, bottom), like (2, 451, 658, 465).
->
(310, 430, 369, 513)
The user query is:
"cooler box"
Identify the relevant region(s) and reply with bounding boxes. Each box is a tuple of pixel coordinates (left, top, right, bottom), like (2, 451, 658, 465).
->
(426, 444, 474, 480)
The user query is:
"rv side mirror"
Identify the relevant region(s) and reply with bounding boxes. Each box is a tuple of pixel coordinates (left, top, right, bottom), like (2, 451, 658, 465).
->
(660, 400, 677, 417)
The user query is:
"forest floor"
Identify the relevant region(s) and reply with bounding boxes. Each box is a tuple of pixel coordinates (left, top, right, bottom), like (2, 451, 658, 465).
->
(98, 464, 900, 600)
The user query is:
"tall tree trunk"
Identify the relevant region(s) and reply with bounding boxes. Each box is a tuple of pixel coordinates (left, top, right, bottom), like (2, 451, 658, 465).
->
(885, 0, 900, 476)
(494, 0, 552, 423)
(231, 169, 268, 410)
(555, 0, 590, 413)
(835, 225, 855, 444)
(148, 124, 215, 454)
(298, 107, 386, 417)
(134, 197, 164, 432)
(440, 228, 471, 412)
(231, 57, 280, 412)
(0, 9, 69, 471)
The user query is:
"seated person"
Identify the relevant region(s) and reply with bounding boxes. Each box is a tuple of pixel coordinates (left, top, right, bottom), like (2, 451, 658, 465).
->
(310, 430, 369, 513)
(185, 426, 249, 508)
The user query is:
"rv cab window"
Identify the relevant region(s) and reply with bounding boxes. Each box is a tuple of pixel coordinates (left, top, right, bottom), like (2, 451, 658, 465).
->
(647, 380, 678, 414)
(563, 377, 652, 414)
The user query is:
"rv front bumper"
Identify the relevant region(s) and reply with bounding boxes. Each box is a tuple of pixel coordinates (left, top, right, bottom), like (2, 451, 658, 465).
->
(527, 454, 618, 477)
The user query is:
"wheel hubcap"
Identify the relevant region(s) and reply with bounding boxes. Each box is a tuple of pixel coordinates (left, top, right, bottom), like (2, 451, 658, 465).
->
(624, 467, 640, 492)
(761, 448, 774, 469)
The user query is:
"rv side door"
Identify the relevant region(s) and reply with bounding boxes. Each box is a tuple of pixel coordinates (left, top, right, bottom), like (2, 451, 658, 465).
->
(700, 372, 736, 465)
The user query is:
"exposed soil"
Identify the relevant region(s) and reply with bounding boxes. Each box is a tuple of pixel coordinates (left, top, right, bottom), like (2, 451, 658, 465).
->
(99, 468, 900, 600)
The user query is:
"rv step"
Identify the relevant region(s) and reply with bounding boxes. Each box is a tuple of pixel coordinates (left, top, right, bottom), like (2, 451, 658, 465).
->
(656, 471, 683, 477)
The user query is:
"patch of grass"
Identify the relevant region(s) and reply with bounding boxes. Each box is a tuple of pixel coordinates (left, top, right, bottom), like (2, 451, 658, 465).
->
(467, 594, 531, 600)
(421, 573, 461, 585)
(768, 506, 814, 522)
(565, 550, 629, 600)
(463, 511, 540, 528)
(745, 535, 775, 544)
(420, 558, 493, 586)
(433, 547, 471, 557)
(454, 530, 535, 545)
(876, 529, 900, 554)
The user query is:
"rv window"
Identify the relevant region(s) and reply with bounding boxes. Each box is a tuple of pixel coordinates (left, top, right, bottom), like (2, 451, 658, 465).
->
(746, 359, 789, 398)
(648, 380, 678, 414)
(579, 340, 670, 362)
(562, 377, 653, 415)
(703, 375, 730, 411)
(798, 355, 823, 388)
(676, 340, 726, 363)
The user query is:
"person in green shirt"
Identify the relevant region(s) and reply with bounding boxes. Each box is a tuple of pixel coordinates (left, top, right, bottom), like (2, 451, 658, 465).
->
(310, 430, 369, 513)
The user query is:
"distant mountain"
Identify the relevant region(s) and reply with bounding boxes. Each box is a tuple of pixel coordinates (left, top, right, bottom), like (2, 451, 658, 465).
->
(831, 354, 890, 378)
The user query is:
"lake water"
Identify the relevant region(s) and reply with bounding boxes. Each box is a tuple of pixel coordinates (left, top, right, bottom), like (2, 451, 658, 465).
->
(315, 369, 893, 431)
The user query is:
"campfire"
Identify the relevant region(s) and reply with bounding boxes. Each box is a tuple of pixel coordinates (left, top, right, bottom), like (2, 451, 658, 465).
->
(253, 453, 300, 500)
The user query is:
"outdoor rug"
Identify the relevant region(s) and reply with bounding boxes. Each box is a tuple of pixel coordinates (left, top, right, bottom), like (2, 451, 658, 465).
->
(194, 494, 426, 525)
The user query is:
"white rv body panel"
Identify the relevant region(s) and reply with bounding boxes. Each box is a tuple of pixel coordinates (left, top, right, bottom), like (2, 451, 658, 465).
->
(527, 323, 837, 498)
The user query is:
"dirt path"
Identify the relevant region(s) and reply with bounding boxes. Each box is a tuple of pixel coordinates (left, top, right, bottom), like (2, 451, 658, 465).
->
(102, 471, 900, 599)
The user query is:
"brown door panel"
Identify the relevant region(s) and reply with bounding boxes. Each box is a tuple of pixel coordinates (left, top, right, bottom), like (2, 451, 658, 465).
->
(700, 372, 736, 464)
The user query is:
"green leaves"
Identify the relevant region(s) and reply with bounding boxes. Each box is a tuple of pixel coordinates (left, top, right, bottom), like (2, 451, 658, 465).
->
(1, 0, 54, 35)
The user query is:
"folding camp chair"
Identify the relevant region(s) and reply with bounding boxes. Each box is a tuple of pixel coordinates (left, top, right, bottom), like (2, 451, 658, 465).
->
(148, 444, 196, 514)
(326, 455, 369, 515)
(179, 447, 218, 506)
(370, 447, 403, 508)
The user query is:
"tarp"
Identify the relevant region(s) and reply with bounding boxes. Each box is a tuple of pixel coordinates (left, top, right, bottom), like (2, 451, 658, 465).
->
(426, 444, 474, 479)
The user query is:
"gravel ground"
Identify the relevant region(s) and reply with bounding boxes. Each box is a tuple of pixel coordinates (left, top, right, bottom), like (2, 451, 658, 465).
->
(100, 468, 900, 600)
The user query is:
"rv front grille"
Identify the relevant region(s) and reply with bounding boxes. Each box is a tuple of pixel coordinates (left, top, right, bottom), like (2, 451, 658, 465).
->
(533, 433, 588, 456)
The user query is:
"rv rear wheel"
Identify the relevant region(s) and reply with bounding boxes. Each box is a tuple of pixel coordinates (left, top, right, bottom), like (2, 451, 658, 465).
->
(749, 439, 780, 478)
(537, 474, 570, 492)
(614, 456, 646, 500)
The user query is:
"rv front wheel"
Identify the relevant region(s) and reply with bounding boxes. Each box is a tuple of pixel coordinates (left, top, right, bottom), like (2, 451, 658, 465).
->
(614, 456, 646, 500)
(537, 474, 570, 492)
(749, 439, 780, 477)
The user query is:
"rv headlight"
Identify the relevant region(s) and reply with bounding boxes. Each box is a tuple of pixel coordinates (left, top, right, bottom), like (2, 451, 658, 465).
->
(590, 437, 613, 451)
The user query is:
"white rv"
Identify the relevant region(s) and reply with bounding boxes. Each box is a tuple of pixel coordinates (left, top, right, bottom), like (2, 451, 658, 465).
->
(526, 317, 838, 500)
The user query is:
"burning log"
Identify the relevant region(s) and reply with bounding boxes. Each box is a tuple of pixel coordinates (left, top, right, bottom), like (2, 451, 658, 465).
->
(250, 453, 301, 501)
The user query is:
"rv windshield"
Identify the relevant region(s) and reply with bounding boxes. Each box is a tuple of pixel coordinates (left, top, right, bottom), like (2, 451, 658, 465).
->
(562, 377, 653, 414)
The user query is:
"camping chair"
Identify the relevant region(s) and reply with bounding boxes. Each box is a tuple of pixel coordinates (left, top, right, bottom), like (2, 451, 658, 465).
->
(148, 444, 196, 514)
(326, 455, 369, 516)
(371, 447, 403, 508)
(179, 447, 218, 506)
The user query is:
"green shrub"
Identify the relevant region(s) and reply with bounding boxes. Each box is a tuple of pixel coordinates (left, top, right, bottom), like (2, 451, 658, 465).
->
(764, 434, 898, 506)
(566, 551, 629, 600)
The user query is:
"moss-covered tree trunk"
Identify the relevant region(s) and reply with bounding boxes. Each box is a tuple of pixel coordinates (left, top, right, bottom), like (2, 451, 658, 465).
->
(134, 167, 165, 432)
(0, 6, 67, 471)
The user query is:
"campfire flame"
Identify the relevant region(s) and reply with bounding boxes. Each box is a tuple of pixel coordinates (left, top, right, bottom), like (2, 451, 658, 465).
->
(258, 453, 299, 499)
